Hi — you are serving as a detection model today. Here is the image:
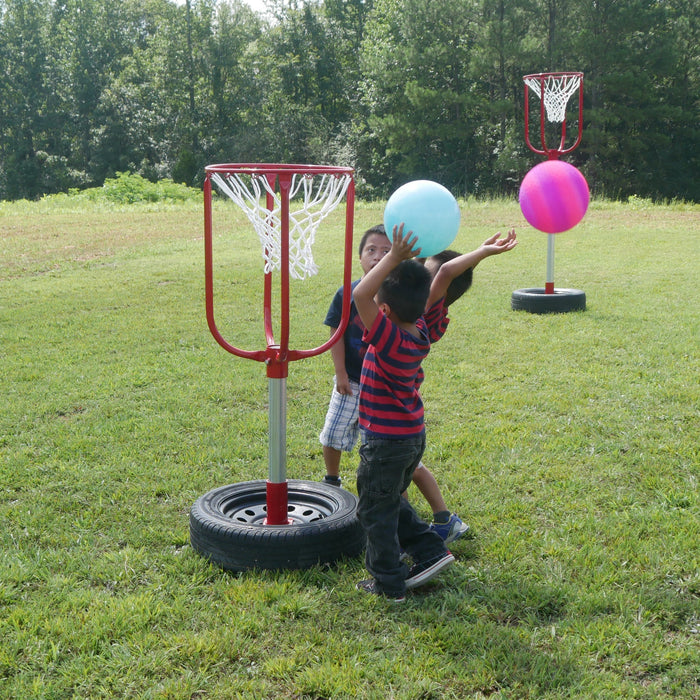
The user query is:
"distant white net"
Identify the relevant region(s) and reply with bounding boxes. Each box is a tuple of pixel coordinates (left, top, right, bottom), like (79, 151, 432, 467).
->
(525, 73, 582, 123)
(211, 171, 352, 280)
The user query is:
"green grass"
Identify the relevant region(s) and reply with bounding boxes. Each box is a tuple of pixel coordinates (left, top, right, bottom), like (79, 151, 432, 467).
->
(1, 196, 698, 699)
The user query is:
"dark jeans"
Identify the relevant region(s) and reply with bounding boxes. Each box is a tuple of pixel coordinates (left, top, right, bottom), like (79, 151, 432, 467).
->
(357, 432, 447, 596)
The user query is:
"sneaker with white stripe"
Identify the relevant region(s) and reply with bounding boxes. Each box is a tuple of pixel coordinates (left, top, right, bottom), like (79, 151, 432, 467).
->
(405, 550, 455, 589)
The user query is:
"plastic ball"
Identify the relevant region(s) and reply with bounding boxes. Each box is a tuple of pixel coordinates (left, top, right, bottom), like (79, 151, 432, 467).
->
(519, 161, 590, 234)
(383, 180, 460, 257)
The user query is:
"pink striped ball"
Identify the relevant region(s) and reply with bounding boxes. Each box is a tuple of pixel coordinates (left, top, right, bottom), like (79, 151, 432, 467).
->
(519, 161, 590, 234)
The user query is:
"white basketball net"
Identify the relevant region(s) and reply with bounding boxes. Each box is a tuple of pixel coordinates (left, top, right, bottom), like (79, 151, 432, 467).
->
(211, 171, 352, 280)
(525, 73, 582, 123)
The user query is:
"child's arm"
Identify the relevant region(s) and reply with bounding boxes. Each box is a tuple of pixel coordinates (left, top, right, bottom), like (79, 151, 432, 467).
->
(328, 328, 352, 395)
(354, 224, 421, 331)
(426, 228, 517, 308)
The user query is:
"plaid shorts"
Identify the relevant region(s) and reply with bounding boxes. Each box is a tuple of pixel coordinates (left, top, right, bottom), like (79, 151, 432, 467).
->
(319, 378, 361, 452)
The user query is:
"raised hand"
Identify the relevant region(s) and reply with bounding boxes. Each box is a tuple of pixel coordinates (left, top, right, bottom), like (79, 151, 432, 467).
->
(481, 228, 517, 255)
(390, 223, 423, 260)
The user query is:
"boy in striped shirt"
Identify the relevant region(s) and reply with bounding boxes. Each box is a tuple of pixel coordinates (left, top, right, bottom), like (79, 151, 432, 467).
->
(354, 224, 454, 602)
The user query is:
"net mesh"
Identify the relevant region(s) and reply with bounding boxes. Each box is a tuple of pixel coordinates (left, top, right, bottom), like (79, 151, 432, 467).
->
(211, 171, 352, 280)
(525, 73, 582, 123)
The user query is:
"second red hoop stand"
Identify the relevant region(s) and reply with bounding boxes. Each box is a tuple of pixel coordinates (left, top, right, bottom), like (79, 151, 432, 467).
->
(512, 72, 589, 314)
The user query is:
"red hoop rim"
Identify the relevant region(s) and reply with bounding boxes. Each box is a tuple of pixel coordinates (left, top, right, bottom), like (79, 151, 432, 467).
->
(205, 163, 354, 177)
(523, 71, 584, 81)
(523, 71, 584, 158)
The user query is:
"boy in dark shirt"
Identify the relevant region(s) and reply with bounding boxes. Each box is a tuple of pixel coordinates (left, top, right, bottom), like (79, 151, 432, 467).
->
(319, 226, 392, 485)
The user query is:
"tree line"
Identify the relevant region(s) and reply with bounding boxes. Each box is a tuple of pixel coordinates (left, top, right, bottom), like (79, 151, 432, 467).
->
(1, 0, 697, 202)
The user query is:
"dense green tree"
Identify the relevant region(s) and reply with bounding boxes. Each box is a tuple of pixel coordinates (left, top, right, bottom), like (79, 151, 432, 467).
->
(87, 0, 178, 182)
(357, 0, 485, 195)
(470, 0, 538, 192)
(252, 0, 351, 163)
(568, 0, 699, 200)
(0, 0, 52, 198)
(47, 0, 146, 182)
(197, 0, 266, 169)
(0, 0, 697, 200)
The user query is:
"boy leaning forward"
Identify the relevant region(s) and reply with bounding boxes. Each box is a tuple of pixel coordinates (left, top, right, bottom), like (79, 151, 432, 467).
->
(353, 224, 454, 603)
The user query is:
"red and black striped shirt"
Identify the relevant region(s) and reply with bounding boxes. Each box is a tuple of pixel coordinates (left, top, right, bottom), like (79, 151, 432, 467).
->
(359, 300, 449, 438)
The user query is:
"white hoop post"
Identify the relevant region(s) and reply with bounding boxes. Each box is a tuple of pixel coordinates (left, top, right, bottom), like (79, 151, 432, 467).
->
(545, 234, 556, 294)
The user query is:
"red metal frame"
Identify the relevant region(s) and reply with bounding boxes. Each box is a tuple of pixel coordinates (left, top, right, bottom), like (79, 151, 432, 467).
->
(204, 164, 355, 371)
(524, 72, 583, 160)
(203, 163, 355, 524)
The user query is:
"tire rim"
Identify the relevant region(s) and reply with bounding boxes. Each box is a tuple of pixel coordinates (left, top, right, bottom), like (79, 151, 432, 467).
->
(219, 488, 339, 525)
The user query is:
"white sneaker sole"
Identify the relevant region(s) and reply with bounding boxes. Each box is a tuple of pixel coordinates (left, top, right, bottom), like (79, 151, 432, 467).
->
(405, 552, 455, 589)
(444, 522, 470, 544)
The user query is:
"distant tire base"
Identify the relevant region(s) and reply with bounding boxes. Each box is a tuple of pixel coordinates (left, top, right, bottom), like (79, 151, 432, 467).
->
(190, 479, 365, 572)
(511, 287, 586, 314)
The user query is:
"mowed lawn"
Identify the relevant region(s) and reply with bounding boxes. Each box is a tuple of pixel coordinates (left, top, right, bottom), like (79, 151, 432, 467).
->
(1, 196, 698, 699)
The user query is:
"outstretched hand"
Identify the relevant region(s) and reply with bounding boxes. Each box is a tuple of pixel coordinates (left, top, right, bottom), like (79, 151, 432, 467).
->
(481, 228, 518, 256)
(390, 223, 422, 261)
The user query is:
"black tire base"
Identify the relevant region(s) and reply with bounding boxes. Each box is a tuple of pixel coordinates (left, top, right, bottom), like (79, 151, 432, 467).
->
(190, 479, 365, 572)
(511, 287, 586, 314)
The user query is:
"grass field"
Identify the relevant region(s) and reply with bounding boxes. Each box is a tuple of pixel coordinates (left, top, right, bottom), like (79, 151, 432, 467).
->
(1, 195, 698, 699)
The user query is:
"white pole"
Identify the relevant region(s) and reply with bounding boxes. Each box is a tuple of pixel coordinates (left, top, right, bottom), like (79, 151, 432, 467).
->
(268, 377, 286, 483)
(546, 233, 555, 293)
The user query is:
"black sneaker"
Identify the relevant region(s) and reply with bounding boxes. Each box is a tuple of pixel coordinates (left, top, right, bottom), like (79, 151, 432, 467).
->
(356, 578, 406, 603)
(322, 475, 342, 487)
(405, 551, 455, 589)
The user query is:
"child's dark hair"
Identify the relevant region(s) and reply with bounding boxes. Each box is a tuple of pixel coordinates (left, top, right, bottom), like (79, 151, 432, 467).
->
(358, 224, 387, 256)
(377, 260, 431, 323)
(429, 249, 473, 307)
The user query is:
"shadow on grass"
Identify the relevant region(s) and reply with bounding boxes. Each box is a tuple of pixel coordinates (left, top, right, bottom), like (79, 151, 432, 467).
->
(404, 567, 581, 696)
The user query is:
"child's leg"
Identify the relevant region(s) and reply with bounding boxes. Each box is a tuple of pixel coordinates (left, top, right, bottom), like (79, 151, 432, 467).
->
(356, 436, 424, 596)
(319, 379, 360, 481)
(411, 462, 470, 542)
(322, 446, 342, 478)
(398, 495, 447, 563)
(411, 462, 448, 515)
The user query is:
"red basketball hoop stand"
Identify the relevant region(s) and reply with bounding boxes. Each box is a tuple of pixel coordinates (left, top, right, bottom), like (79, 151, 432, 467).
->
(203, 164, 355, 525)
(524, 72, 584, 294)
(513, 73, 587, 313)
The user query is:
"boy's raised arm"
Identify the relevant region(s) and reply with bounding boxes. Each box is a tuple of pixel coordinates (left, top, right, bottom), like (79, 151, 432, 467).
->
(354, 225, 421, 331)
(426, 228, 517, 308)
